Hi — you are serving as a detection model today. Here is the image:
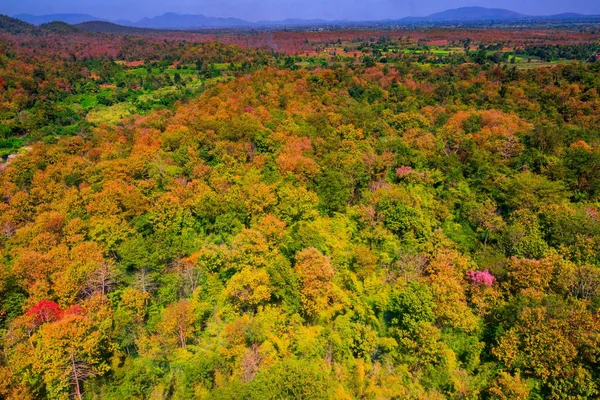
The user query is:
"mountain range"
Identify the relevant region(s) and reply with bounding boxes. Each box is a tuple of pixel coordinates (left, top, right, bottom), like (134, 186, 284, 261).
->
(10, 7, 600, 30)
(130, 12, 251, 29)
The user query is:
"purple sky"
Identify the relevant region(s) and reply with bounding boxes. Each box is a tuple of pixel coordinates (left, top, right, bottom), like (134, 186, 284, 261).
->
(3, 0, 600, 21)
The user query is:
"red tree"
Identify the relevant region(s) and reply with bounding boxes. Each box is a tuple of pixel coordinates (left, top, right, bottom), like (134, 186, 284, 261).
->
(25, 300, 63, 324)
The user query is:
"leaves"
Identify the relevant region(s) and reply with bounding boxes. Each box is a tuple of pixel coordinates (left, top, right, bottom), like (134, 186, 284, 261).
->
(1, 26, 600, 400)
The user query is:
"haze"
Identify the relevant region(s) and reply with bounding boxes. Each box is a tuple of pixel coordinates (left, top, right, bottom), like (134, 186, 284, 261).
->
(2, 0, 600, 22)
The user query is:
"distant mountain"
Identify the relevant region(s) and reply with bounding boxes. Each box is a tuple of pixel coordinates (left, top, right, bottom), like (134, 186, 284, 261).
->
(402, 7, 524, 22)
(400, 7, 600, 23)
(429, 7, 524, 21)
(131, 13, 251, 29)
(14, 13, 105, 25)
(0, 14, 39, 34)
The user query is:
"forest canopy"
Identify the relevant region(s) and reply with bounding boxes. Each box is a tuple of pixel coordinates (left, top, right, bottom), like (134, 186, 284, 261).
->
(0, 15, 600, 399)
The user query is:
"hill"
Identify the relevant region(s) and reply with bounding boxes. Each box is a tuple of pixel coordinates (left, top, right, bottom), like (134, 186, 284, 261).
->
(75, 21, 158, 34)
(0, 14, 39, 34)
(39, 21, 81, 34)
(14, 13, 104, 25)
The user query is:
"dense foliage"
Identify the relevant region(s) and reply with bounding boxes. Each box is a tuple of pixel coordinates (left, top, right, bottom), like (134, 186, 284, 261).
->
(1, 16, 600, 399)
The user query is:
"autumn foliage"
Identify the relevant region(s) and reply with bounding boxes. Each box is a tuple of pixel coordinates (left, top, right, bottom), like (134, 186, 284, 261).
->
(0, 19, 600, 400)
(25, 300, 63, 324)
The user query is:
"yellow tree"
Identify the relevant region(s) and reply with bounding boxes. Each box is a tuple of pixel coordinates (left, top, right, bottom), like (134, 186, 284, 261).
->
(31, 313, 109, 400)
(226, 267, 273, 312)
(294, 248, 335, 318)
(488, 371, 530, 400)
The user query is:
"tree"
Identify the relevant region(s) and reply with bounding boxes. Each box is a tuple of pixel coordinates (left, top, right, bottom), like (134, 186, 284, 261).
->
(488, 371, 530, 400)
(385, 281, 435, 332)
(226, 267, 273, 312)
(493, 304, 599, 398)
(294, 248, 335, 318)
(31, 313, 109, 400)
(276, 137, 320, 180)
(275, 184, 319, 224)
(466, 199, 505, 247)
(315, 167, 355, 214)
(157, 300, 195, 349)
(467, 270, 495, 286)
(25, 300, 62, 325)
(505, 257, 555, 293)
(84, 262, 117, 297)
(170, 255, 202, 297)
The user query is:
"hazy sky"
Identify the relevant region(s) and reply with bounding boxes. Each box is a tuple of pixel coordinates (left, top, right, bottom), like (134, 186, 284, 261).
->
(2, 0, 600, 21)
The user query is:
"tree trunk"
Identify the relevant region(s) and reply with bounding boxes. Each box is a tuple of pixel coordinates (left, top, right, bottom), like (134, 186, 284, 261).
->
(178, 327, 186, 349)
(71, 354, 83, 400)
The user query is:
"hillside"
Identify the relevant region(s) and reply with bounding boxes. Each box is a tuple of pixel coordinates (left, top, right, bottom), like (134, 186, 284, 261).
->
(75, 21, 159, 34)
(14, 13, 104, 25)
(39, 21, 81, 34)
(0, 14, 39, 34)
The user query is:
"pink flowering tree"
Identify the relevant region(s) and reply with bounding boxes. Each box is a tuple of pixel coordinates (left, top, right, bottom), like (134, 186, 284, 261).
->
(467, 269, 495, 286)
(396, 166, 413, 178)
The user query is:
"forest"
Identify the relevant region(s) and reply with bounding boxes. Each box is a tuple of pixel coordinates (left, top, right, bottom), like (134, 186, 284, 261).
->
(1, 14, 600, 399)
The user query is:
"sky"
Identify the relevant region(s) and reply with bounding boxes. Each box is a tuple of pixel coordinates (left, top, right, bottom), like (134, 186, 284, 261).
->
(2, 0, 600, 22)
